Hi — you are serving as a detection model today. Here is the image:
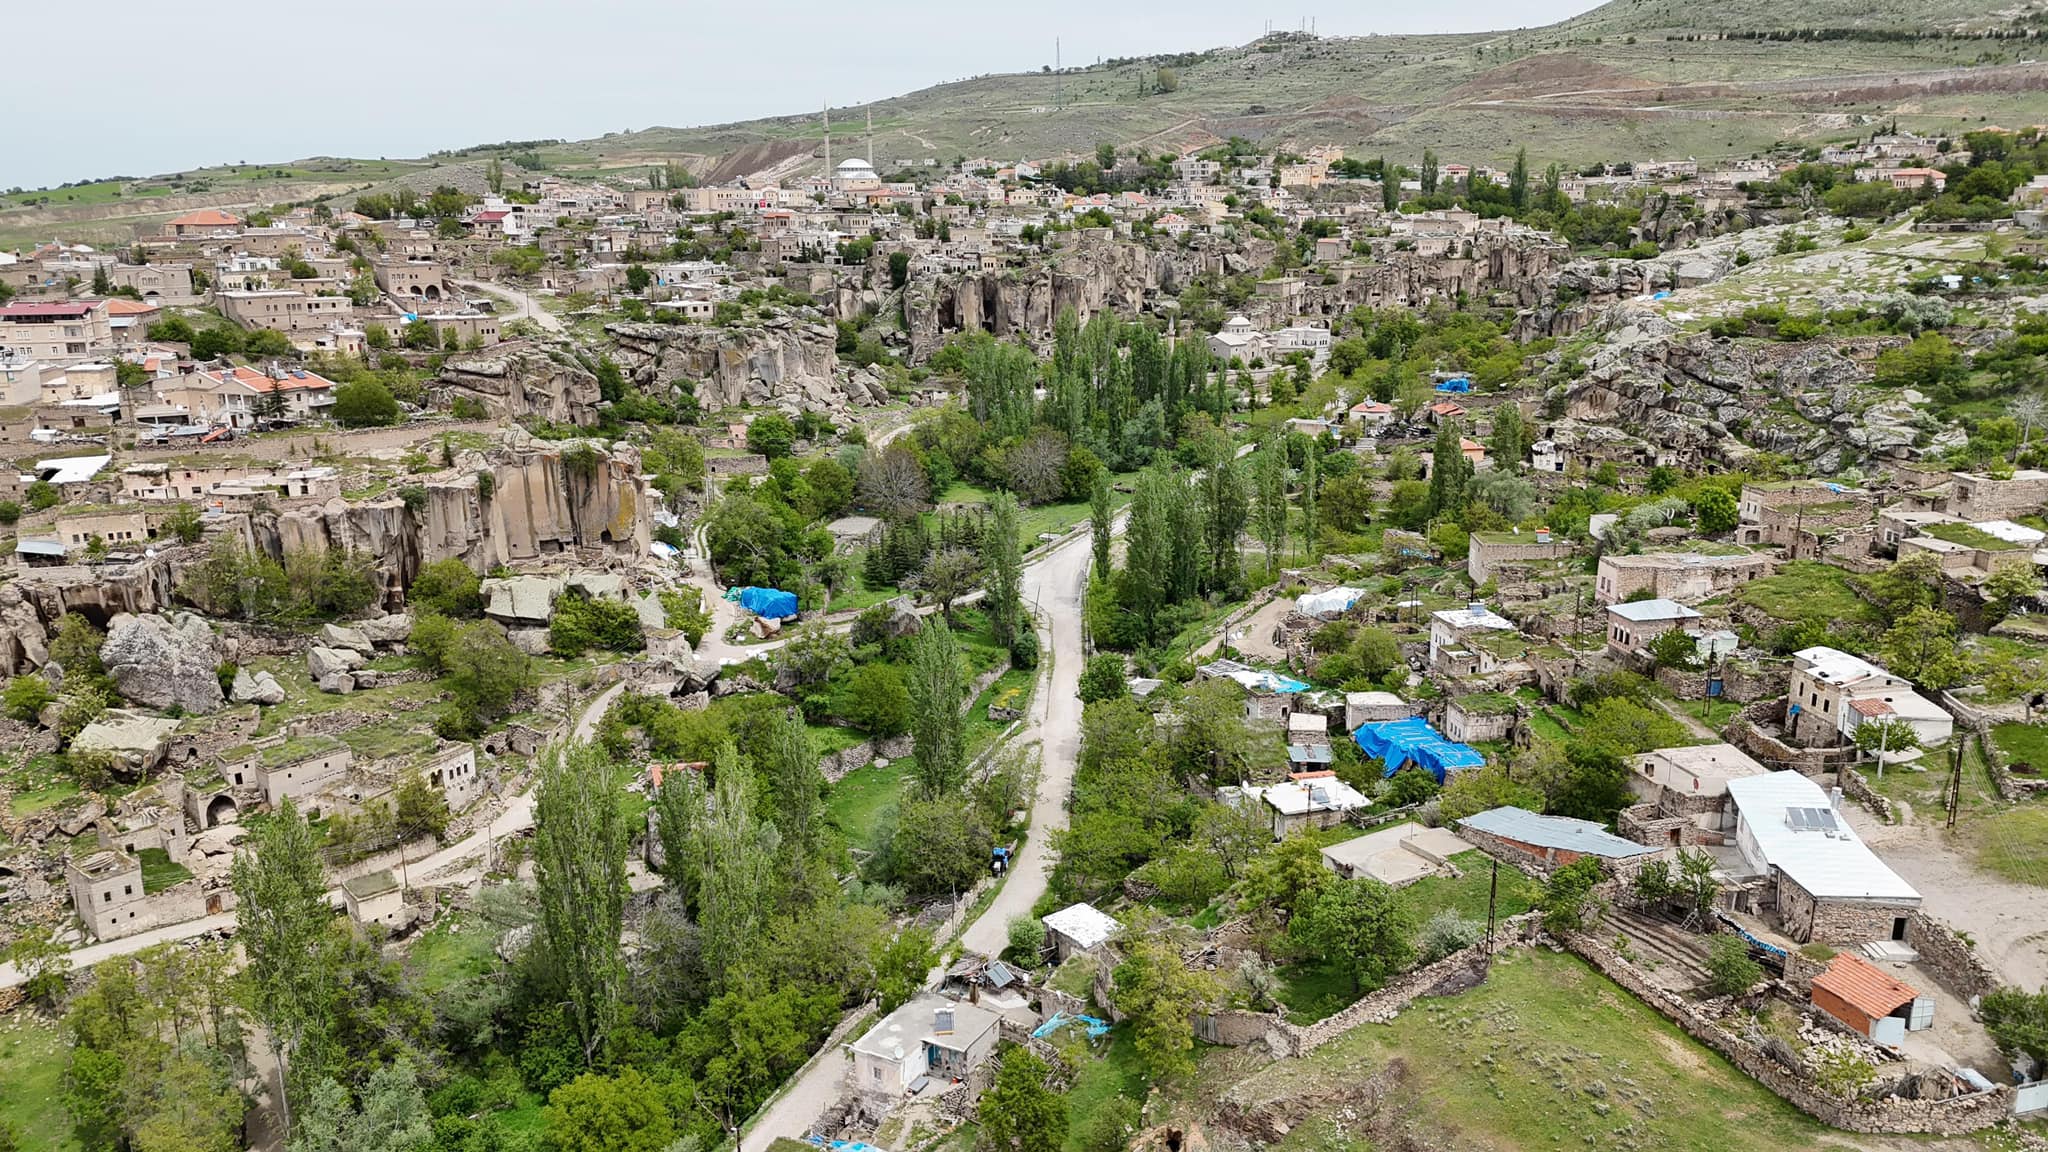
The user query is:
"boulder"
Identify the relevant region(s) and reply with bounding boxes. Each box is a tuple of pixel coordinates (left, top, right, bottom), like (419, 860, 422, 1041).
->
(316, 671, 356, 695)
(507, 627, 551, 656)
(306, 646, 364, 681)
(58, 798, 107, 837)
(229, 668, 286, 706)
(482, 575, 563, 626)
(350, 670, 383, 690)
(101, 612, 226, 715)
(631, 592, 668, 631)
(320, 623, 374, 654)
(884, 595, 923, 638)
(191, 824, 247, 855)
(357, 614, 415, 645)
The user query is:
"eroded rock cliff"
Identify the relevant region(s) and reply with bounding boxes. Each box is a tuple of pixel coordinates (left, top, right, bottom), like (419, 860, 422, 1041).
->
(605, 318, 856, 412)
(437, 341, 602, 425)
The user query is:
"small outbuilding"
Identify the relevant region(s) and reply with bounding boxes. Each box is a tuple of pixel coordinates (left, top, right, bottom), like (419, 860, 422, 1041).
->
(1456, 806, 1658, 873)
(1810, 953, 1930, 1047)
(341, 870, 404, 928)
(1043, 902, 1122, 962)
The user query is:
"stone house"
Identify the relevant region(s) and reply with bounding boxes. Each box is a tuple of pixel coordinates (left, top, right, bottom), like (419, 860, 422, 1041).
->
(1427, 602, 1521, 675)
(1620, 743, 1769, 847)
(1594, 548, 1775, 605)
(1466, 529, 1572, 586)
(68, 850, 148, 941)
(1344, 691, 1415, 730)
(1947, 469, 2048, 522)
(1442, 693, 1519, 744)
(1603, 598, 1701, 659)
(1455, 806, 1658, 875)
(108, 262, 198, 304)
(215, 289, 354, 337)
(372, 255, 450, 301)
(1229, 772, 1372, 838)
(221, 735, 354, 810)
(0, 299, 114, 362)
(342, 870, 405, 928)
(850, 995, 1001, 1103)
(421, 745, 480, 812)
(159, 209, 242, 238)
(1786, 646, 1952, 750)
(1724, 772, 1920, 944)
(1736, 480, 1875, 556)
(1043, 902, 1122, 963)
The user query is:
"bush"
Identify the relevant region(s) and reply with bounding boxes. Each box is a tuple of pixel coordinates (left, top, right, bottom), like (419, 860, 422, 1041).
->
(548, 588, 646, 656)
(835, 662, 911, 736)
(1007, 915, 1046, 960)
(333, 379, 400, 427)
(1386, 766, 1440, 807)
(3, 675, 54, 722)
(1077, 652, 1126, 703)
(1704, 933, 1762, 996)
(410, 558, 484, 617)
(1076, 1098, 1143, 1152)
(1416, 908, 1484, 963)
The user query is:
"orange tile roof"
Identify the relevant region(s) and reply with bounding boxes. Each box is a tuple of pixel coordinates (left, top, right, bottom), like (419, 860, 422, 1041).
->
(1813, 953, 1917, 1019)
(167, 209, 242, 228)
(200, 364, 335, 393)
(103, 298, 160, 316)
(1850, 698, 1895, 718)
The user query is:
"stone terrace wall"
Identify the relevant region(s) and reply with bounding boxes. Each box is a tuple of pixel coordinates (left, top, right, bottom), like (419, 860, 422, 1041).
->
(1565, 932, 2014, 1134)
(819, 734, 913, 784)
(1837, 766, 1898, 825)
(1726, 700, 1852, 774)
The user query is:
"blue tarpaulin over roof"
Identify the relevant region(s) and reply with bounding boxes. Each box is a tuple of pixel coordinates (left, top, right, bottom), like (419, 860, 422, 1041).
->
(1434, 377, 1471, 393)
(1354, 717, 1486, 783)
(727, 586, 799, 619)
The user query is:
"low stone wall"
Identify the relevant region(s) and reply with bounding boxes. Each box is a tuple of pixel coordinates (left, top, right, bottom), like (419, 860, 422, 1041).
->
(1292, 912, 1544, 1055)
(819, 734, 913, 784)
(327, 834, 441, 886)
(1726, 701, 1852, 775)
(1837, 766, 1898, 825)
(1655, 659, 1782, 703)
(1906, 911, 2001, 1003)
(1193, 1008, 1290, 1048)
(707, 453, 770, 476)
(1565, 931, 2014, 1134)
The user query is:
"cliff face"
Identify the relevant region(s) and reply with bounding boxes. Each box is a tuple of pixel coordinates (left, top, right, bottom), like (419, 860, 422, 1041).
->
(438, 342, 602, 425)
(605, 318, 853, 411)
(0, 558, 181, 676)
(256, 439, 652, 590)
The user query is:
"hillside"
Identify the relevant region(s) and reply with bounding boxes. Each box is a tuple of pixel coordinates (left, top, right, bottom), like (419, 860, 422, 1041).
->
(3, 0, 2044, 247)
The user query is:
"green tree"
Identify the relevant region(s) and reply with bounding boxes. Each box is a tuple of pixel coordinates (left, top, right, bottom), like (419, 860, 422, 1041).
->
(693, 761, 780, 988)
(1436, 763, 1543, 822)
(332, 379, 399, 427)
(759, 704, 824, 886)
(27, 480, 61, 511)
(1984, 561, 2042, 622)
(1880, 605, 1970, 689)
(1291, 878, 1414, 993)
(291, 1057, 433, 1152)
(1704, 934, 1762, 997)
(906, 618, 966, 798)
(1241, 832, 1330, 924)
(1539, 856, 1603, 934)
(1420, 147, 1439, 196)
(408, 557, 483, 616)
(1981, 986, 2048, 1069)
(1077, 652, 1126, 704)
(979, 1045, 1067, 1152)
(1647, 627, 1700, 670)
(1508, 146, 1529, 210)
(1693, 487, 1739, 534)
(1486, 403, 1525, 472)
(1427, 420, 1471, 517)
(1112, 931, 1215, 1080)
(624, 264, 651, 294)
(871, 925, 935, 1014)
(3, 923, 69, 1007)
(162, 502, 205, 545)
(983, 493, 1024, 649)
(746, 412, 795, 459)
(1853, 716, 1922, 763)
(887, 250, 911, 289)
(532, 742, 630, 1066)
(232, 797, 337, 1131)
(540, 1068, 675, 1152)
(1089, 468, 1114, 576)
(836, 662, 911, 735)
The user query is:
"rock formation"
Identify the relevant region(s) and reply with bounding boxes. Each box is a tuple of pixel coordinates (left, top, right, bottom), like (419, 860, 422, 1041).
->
(101, 612, 226, 715)
(437, 341, 602, 425)
(605, 318, 853, 411)
(229, 667, 286, 705)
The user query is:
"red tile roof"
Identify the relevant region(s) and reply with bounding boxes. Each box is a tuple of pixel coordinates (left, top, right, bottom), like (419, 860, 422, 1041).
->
(103, 298, 161, 316)
(1813, 953, 1917, 1020)
(1850, 699, 1895, 718)
(200, 365, 335, 393)
(166, 209, 242, 228)
(471, 210, 509, 223)
(1, 300, 96, 317)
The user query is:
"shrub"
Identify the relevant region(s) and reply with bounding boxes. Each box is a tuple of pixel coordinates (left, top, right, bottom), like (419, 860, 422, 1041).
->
(1704, 933, 1762, 996)
(333, 379, 400, 427)
(1007, 915, 1046, 959)
(547, 588, 646, 656)
(1386, 766, 1440, 807)
(3, 675, 55, 722)
(1416, 908, 1484, 963)
(835, 662, 911, 736)
(410, 557, 484, 617)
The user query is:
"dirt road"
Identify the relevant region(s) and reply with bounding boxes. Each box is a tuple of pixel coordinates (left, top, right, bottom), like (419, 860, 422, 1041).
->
(453, 279, 564, 334)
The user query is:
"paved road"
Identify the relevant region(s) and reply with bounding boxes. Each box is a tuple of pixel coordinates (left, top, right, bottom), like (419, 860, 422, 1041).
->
(742, 526, 1096, 1152)
(453, 279, 565, 334)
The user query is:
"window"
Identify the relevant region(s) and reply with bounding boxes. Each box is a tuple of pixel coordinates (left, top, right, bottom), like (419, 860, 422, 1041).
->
(103, 891, 112, 903)
(123, 885, 132, 896)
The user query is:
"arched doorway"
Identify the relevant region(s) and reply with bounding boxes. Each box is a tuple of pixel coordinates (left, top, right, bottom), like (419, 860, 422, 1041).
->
(205, 794, 239, 828)
(422, 284, 441, 301)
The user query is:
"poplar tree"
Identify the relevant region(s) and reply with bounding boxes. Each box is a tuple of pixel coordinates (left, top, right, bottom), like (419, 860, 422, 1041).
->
(1089, 469, 1114, 575)
(233, 797, 335, 1134)
(760, 705, 824, 893)
(907, 618, 966, 798)
(1252, 428, 1289, 577)
(532, 742, 629, 1066)
(695, 753, 780, 989)
(983, 493, 1024, 649)
(1201, 443, 1248, 594)
(1300, 445, 1321, 561)
(1429, 420, 1473, 517)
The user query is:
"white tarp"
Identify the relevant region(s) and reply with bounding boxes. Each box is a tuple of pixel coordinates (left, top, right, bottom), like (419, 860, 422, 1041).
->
(1296, 586, 1365, 618)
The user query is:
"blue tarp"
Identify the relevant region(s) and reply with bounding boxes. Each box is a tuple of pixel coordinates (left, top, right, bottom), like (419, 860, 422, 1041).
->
(727, 586, 798, 619)
(1434, 377, 1471, 393)
(1033, 1011, 1112, 1040)
(1353, 717, 1486, 783)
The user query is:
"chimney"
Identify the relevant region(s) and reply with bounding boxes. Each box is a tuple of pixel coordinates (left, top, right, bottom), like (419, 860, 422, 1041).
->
(1829, 787, 1844, 812)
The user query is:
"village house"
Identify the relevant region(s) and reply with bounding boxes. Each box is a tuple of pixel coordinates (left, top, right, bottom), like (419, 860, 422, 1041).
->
(1344, 690, 1415, 730)
(1442, 692, 1519, 744)
(342, 870, 406, 929)
(372, 254, 450, 301)
(1619, 742, 1770, 847)
(216, 289, 354, 338)
(53, 509, 150, 551)
(1043, 902, 1122, 962)
(850, 995, 1002, 1104)
(1946, 470, 2048, 522)
(167, 364, 337, 428)
(1466, 527, 1571, 585)
(1456, 806, 1658, 875)
(1229, 771, 1372, 838)
(220, 736, 355, 810)
(1427, 602, 1523, 676)
(1785, 646, 1953, 751)
(0, 299, 114, 362)
(1604, 598, 1702, 659)
(1723, 771, 1921, 944)
(67, 850, 150, 941)
(107, 261, 198, 303)
(1736, 480, 1876, 556)
(1894, 517, 2044, 582)
(159, 209, 242, 238)
(1595, 548, 1777, 605)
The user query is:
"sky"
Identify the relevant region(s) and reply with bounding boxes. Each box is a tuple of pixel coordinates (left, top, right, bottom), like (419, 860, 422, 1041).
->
(5, 0, 1604, 191)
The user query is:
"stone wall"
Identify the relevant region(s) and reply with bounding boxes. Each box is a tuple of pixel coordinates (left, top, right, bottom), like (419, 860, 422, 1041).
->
(1726, 700, 1851, 774)
(819, 734, 914, 784)
(1564, 931, 2014, 1134)
(1655, 659, 1782, 703)
(1837, 766, 1898, 825)
(1905, 912, 2001, 1003)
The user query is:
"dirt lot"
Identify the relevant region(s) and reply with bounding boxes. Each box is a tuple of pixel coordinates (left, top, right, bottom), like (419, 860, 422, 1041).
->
(1846, 806, 2048, 991)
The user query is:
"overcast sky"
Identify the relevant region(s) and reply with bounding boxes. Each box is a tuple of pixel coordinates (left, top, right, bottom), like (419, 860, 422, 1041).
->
(6, 0, 1602, 190)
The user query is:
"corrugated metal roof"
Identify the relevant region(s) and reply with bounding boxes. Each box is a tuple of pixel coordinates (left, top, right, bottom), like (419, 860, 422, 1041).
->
(1813, 953, 1917, 1019)
(1725, 773, 1920, 902)
(1458, 806, 1656, 859)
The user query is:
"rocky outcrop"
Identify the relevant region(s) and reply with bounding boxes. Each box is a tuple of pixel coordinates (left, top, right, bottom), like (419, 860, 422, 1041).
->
(903, 233, 1203, 361)
(101, 612, 226, 715)
(251, 436, 652, 594)
(307, 646, 364, 681)
(229, 667, 286, 705)
(436, 341, 602, 425)
(606, 318, 853, 412)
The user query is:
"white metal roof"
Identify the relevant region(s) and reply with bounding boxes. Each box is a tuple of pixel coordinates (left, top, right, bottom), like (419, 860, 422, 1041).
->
(1792, 646, 1890, 688)
(1043, 902, 1122, 950)
(1606, 598, 1702, 623)
(36, 455, 111, 484)
(1459, 806, 1656, 859)
(1252, 777, 1370, 816)
(1725, 773, 1920, 903)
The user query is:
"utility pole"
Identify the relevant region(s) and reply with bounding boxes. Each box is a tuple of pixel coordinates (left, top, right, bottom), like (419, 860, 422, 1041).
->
(1945, 737, 1963, 830)
(1485, 858, 1500, 951)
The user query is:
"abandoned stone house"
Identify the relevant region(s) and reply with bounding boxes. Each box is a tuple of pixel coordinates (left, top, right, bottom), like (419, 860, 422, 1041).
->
(1465, 529, 1572, 586)
(1618, 742, 1770, 847)
(1594, 549, 1776, 605)
(67, 850, 148, 941)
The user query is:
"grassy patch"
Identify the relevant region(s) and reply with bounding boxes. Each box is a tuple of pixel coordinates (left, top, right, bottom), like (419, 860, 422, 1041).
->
(1993, 723, 2048, 770)
(7, 752, 80, 818)
(1061, 1032, 1149, 1152)
(1396, 851, 1538, 925)
(1275, 960, 1362, 1024)
(965, 666, 1036, 760)
(824, 755, 907, 852)
(1734, 561, 1879, 625)
(0, 1013, 76, 1152)
(406, 910, 504, 996)
(1258, 948, 1836, 1152)
(1975, 806, 2048, 889)
(137, 847, 192, 894)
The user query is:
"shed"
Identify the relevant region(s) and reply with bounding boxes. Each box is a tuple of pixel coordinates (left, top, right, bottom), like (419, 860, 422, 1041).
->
(1043, 902, 1121, 962)
(1456, 806, 1657, 871)
(341, 869, 404, 928)
(1811, 953, 1929, 1047)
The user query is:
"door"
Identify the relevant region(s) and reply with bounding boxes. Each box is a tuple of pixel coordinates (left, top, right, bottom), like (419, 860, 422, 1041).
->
(1892, 917, 1908, 942)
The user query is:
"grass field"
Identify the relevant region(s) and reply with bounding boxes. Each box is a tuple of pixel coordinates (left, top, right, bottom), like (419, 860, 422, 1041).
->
(0, 1013, 76, 1152)
(1974, 806, 2048, 889)
(824, 755, 908, 853)
(1059, 1032, 1149, 1152)
(137, 847, 192, 894)
(406, 910, 505, 996)
(6, 752, 80, 819)
(1199, 948, 1855, 1152)
(1993, 723, 2048, 770)
(1734, 561, 1880, 626)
